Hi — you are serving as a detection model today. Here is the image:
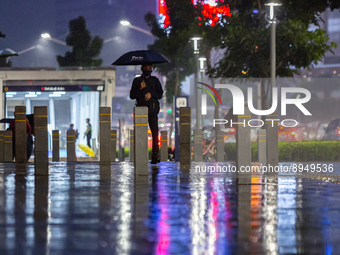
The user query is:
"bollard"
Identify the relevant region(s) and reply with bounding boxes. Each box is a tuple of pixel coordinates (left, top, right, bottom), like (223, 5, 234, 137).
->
(111, 130, 117, 162)
(119, 118, 125, 162)
(193, 129, 203, 162)
(134, 174, 149, 237)
(263, 177, 278, 253)
(266, 112, 279, 167)
(34, 107, 48, 168)
(15, 106, 27, 163)
(236, 105, 251, 184)
(129, 129, 134, 162)
(34, 107, 48, 175)
(92, 138, 97, 156)
(99, 164, 111, 249)
(100, 107, 111, 164)
(179, 107, 191, 167)
(160, 131, 167, 162)
(134, 107, 148, 176)
(237, 184, 252, 253)
(52, 130, 59, 162)
(216, 130, 225, 162)
(257, 129, 266, 166)
(0, 131, 3, 162)
(4, 130, 12, 162)
(33, 175, 49, 254)
(67, 130, 75, 162)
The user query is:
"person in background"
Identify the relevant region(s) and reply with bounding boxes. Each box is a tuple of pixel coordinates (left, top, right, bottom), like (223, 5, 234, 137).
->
(68, 123, 79, 141)
(8, 113, 31, 160)
(84, 118, 92, 148)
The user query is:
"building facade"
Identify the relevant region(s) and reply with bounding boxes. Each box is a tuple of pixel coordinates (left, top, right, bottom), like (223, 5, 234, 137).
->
(0, 67, 115, 151)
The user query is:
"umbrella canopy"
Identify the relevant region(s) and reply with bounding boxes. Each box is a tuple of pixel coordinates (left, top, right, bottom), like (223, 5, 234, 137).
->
(112, 50, 170, 66)
(0, 118, 12, 124)
(1, 114, 34, 134)
(78, 144, 95, 157)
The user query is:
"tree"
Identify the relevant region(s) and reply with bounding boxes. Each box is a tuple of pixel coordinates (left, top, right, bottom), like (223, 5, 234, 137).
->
(145, 0, 197, 104)
(146, 0, 340, 130)
(0, 32, 16, 67)
(145, 0, 197, 141)
(146, 1, 234, 131)
(57, 16, 103, 67)
(206, 0, 340, 117)
(194, 1, 232, 125)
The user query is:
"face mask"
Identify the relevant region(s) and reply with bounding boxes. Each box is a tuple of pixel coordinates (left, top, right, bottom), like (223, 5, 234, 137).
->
(143, 70, 152, 77)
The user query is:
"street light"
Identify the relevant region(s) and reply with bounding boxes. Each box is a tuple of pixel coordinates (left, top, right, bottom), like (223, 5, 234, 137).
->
(265, 0, 282, 166)
(191, 36, 202, 129)
(264, 0, 282, 88)
(199, 57, 206, 126)
(199, 57, 206, 71)
(120, 20, 131, 26)
(119, 20, 154, 37)
(191, 37, 202, 54)
(41, 33, 67, 46)
(41, 33, 51, 39)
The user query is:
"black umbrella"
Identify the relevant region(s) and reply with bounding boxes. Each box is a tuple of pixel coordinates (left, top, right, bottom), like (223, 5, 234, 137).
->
(0, 114, 35, 134)
(0, 118, 12, 124)
(112, 50, 170, 66)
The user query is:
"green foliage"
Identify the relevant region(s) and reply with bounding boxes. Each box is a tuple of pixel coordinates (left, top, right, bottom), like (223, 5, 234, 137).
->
(225, 141, 340, 162)
(277, 141, 340, 162)
(194, 1, 231, 58)
(145, 0, 197, 104)
(115, 148, 130, 159)
(57, 16, 103, 67)
(225, 143, 236, 161)
(118, 147, 165, 160)
(224, 142, 258, 162)
(209, 0, 340, 78)
(145, 0, 234, 104)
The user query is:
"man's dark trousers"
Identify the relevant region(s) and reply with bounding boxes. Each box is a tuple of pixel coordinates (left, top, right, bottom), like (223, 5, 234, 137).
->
(148, 114, 159, 158)
(87, 133, 91, 148)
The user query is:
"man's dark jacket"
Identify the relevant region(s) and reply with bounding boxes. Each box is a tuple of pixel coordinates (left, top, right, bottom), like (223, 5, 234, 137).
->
(130, 74, 163, 115)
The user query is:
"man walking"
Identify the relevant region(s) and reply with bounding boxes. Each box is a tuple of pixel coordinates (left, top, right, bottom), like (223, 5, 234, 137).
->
(84, 118, 92, 148)
(130, 63, 163, 164)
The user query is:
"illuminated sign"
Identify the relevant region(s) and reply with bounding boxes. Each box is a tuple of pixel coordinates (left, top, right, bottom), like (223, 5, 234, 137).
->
(3, 85, 105, 92)
(158, 0, 231, 27)
(41, 86, 65, 91)
(158, 0, 170, 27)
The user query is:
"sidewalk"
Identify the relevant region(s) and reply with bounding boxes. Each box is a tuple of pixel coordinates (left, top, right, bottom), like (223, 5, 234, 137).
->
(0, 161, 339, 254)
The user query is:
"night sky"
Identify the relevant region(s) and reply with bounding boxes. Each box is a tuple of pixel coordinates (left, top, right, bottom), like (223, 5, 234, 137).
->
(0, 0, 157, 69)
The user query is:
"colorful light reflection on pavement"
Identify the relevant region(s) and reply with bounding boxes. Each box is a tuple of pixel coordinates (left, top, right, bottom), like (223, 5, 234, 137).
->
(0, 162, 340, 254)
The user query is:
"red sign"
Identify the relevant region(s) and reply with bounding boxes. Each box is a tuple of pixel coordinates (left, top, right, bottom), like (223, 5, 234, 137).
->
(158, 0, 170, 27)
(158, 0, 232, 27)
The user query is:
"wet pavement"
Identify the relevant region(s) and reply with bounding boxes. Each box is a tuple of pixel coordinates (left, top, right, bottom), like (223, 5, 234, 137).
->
(0, 162, 340, 254)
